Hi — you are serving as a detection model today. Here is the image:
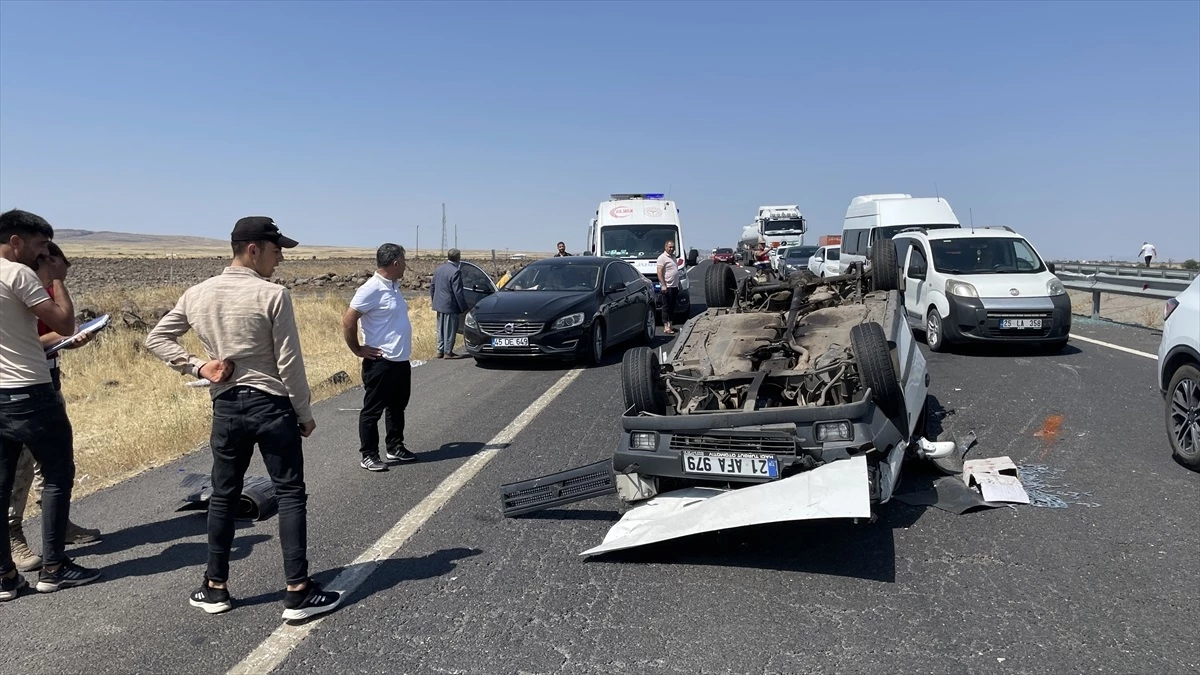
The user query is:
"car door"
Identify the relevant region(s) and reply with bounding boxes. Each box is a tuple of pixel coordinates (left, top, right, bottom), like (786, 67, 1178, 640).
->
(602, 262, 637, 340)
(825, 246, 841, 276)
(902, 242, 929, 324)
(808, 247, 825, 275)
(457, 262, 497, 332)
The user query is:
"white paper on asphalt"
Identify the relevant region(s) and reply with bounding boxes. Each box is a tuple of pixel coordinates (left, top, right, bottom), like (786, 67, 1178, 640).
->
(581, 454, 872, 557)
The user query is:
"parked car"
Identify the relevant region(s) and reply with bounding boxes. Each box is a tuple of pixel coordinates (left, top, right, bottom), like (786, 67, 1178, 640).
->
(462, 256, 656, 365)
(710, 247, 736, 264)
(1157, 275, 1200, 470)
(887, 226, 1071, 352)
(779, 245, 819, 277)
(808, 245, 842, 277)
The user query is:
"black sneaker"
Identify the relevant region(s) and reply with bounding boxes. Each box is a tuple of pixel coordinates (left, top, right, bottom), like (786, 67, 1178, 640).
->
(1, 571, 28, 601)
(189, 579, 233, 614)
(360, 456, 389, 472)
(36, 559, 101, 593)
(281, 579, 343, 621)
(385, 446, 417, 462)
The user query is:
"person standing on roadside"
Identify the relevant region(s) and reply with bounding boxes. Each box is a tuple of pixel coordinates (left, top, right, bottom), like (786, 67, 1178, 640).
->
(656, 239, 680, 335)
(145, 216, 341, 620)
(342, 243, 416, 473)
(430, 248, 468, 359)
(554, 241, 572, 257)
(9, 242, 102, 575)
(1139, 241, 1157, 267)
(1, 209, 101, 601)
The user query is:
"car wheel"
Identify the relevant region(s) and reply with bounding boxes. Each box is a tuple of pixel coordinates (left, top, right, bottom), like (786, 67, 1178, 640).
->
(705, 263, 736, 308)
(870, 239, 899, 292)
(621, 346, 665, 415)
(1166, 364, 1200, 470)
(926, 309, 947, 352)
(586, 320, 605, 366)
(849, 321, 906, 422)
(641, 306, 655, 344)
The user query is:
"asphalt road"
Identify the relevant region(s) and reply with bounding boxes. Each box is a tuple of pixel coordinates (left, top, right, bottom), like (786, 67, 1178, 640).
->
(3, 262, 1196, 675)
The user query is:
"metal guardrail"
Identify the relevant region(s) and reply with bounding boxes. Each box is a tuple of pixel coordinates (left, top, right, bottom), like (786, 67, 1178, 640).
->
(1052, 262, 1198, 281)
(1054, 269, 1194, 319)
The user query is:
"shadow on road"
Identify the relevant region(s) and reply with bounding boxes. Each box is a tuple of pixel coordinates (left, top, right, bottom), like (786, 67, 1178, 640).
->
(924, 339, 1084, 358)
(404, 441, 485, 464)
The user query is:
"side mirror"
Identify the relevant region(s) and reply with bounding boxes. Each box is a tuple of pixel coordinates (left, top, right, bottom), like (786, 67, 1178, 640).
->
(604, 282, 626, 294)
(907, 266, 927, 281)
(1047, 262, 1056, 274)
(687, 249, 699, 266)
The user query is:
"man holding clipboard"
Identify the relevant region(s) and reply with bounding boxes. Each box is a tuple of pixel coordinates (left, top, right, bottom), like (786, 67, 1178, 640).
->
(8, 242, 103, 574)
(1, 210, 101, 601)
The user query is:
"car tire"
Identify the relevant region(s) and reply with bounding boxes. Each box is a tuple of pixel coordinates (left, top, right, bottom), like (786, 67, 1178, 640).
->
(586, 320, 605, 366)
(870, 239, 899, 292)
(850, 321, 906, 422)
(1165, 363, 1200, 470)
(621, 346, 665, 416)
(705, 263, 736, 308)
(926, 309, 947, 352)
(640, 305, 655, 345)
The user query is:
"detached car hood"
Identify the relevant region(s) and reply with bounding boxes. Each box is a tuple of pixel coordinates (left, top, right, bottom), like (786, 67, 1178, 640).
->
(473, 291, 594, 321)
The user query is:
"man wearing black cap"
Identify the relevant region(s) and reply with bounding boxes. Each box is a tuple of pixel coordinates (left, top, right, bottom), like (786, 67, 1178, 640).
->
(145, 216, 342, 620)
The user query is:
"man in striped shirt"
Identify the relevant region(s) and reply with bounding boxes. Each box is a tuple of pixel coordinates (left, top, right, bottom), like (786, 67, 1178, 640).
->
(145, 216, 341, 620)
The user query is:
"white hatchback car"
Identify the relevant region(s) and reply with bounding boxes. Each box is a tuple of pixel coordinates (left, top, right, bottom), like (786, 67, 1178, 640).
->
(888, 226, 1071, 351)
(1157, 275, 1200, 470)
(808, 245, 842, 277)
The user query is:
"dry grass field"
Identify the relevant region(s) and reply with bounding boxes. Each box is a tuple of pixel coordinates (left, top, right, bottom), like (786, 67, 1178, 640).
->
(1067, 290, 1166, 329)
(54, 282, 438, 501)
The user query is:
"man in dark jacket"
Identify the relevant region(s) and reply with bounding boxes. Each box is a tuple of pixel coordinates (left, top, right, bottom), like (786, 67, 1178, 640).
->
(430, 249, 468, 359)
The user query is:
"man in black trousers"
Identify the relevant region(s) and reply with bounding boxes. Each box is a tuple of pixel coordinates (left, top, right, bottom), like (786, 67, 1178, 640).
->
(342, 243, 415, 472)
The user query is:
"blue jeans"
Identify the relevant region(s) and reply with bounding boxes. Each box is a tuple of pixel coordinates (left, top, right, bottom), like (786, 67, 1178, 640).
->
(0, 384, 75, 574)
(437, 312, 460, 355)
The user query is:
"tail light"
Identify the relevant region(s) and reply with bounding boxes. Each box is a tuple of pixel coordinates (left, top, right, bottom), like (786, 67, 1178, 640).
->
(1165, 298, 1179, 321)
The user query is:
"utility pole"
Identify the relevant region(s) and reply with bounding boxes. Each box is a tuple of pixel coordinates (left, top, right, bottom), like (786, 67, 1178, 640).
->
(416, 225, 420, 259)
(455, 223, 458, 250)
(441, 203, 447, 256)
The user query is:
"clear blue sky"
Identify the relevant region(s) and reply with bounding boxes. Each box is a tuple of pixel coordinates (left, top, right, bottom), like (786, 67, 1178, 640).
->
(2, 0, 1198, 262)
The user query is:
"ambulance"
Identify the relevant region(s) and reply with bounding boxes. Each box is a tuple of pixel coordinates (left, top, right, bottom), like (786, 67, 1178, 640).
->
(586, 193, 695, 323)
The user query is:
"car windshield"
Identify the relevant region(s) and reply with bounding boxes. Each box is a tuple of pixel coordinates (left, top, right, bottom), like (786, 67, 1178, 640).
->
(601, 225, 679, 259)
(786, 246, 818, 260)
(503, 262, 602, 291)
(715, 248, 733, 254)
(763, 218, 805, 235)
(929, 237, 1046, 274)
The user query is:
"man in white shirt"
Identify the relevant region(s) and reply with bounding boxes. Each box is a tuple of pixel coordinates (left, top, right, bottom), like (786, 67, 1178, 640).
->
(1139, 242, 1157, 267)
(656, 240, 680, 334)
(342, 243, 415, 472)
(1, 209, 101, 601)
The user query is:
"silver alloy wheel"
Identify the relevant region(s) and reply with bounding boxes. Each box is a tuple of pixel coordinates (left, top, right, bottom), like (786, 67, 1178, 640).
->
(1170, 375, 1200, 459)
(927, 311, 942, 348)
(644, 308, 655, 341)
(592, 323, 604, 362)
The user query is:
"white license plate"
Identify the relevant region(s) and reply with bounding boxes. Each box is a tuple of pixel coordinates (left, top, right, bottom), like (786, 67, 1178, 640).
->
(1000, 318, 1043, 329)
(682, 451, 779, 479)
(491, 337, 529, 347)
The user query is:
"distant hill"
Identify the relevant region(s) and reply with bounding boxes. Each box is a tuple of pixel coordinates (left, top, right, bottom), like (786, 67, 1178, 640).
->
(54, 229, 230, 247)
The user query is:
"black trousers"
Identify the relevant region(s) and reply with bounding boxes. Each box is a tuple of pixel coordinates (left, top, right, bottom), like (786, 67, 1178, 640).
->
(0, 384, 75, 574)
(358, 358, 412, 459)
(208, 386, 309, 585)
(660, 287, 679, 323)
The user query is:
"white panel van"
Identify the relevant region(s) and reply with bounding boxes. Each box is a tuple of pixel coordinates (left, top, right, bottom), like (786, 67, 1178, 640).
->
(840, 194, 961, 270)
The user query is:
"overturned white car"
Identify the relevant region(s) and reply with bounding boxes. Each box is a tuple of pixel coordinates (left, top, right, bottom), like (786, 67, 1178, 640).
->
(500, 247, 958, 554)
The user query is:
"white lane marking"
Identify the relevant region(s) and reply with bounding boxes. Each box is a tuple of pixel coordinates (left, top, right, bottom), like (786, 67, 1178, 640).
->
(1070, 333, 1158, 360)
(227, 367, 587, 675)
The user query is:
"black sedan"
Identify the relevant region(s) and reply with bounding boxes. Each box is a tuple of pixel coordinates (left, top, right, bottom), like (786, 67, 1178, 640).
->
(463, 256, 656, 364)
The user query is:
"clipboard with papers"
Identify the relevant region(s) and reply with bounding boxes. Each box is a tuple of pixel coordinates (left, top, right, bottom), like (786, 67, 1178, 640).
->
(44, 314, 111, 357)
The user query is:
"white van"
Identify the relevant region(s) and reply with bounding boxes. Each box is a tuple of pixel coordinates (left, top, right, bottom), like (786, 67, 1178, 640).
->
(889, 226, 1071, 352)
(840, 194, 961, 270)
(586, 193, 697, 323)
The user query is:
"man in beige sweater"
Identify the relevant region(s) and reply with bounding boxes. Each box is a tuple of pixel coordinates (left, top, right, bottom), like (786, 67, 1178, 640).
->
(145, 216, 341, 621)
